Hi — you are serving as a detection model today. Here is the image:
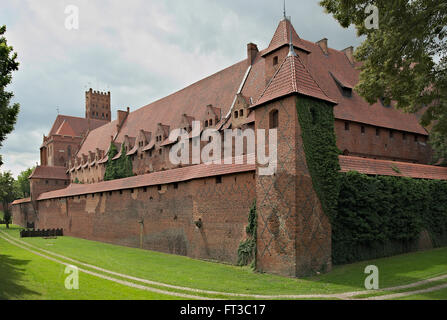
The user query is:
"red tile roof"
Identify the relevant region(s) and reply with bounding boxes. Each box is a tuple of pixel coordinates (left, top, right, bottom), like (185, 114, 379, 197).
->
(11, 198, 31, 205)
(253, 49, 336, 107)
(339, 155, 447, 180)
(48, 115, 108, 138)
(55, 120, 77, 136)
(29, 166, 69, 180)
(76, 60, 249, 158)
(298, 39, 428, 135)
(262, 18, 311, 55)
(38, 154, 256, 200)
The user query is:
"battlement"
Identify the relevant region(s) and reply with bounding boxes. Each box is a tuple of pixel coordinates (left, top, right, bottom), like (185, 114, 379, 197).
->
(85, 87, 111, 122)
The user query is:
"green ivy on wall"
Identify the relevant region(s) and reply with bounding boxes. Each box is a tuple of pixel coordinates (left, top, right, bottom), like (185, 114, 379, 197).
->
(295, 97, 340, 222)
(104, 142, 134, 181)
(334, 171, 447, 264)
(237, 200, 257, 268)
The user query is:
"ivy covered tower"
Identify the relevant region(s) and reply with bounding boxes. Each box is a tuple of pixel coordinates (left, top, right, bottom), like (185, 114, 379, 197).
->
(251, 17, 338, 277)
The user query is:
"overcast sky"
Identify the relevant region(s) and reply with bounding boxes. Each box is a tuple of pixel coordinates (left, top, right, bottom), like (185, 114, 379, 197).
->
(0, 0, 361, 177)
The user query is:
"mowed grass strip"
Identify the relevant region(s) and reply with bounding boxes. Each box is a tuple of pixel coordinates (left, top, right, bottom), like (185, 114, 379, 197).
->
(396, 287, 447, 300)
(0, 236, 183, 300)
(2, 225, 447, 297)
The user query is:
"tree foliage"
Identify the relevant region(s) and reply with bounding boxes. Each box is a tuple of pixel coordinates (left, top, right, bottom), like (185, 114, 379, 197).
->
(0, 25, 20, 167)
(104, 142, 133, 181)
(14, 167, 33, 198)
(320, 1, 447, 163)
(0, 171, 17, 227)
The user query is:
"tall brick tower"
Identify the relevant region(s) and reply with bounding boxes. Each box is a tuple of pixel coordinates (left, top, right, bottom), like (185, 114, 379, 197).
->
(85, 88, 111, 122)
(251, 18, 336, 277)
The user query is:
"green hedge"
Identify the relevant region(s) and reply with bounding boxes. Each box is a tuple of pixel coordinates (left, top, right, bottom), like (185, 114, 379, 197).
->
(334, 171, 447, 264)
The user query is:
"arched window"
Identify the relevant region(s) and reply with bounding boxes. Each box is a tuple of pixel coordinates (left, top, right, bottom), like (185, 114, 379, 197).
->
(234, 111, 239, 119)
(269, 109, 278, 129)
(205, 120, 209, 127)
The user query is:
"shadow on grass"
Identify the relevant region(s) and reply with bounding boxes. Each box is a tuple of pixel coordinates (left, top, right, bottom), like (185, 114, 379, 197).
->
(0, 254, 40, 300)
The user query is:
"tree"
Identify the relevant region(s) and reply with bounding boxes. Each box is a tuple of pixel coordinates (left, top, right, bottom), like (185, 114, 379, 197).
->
(14, 167, 34, 198)
(0, 171, 18, 228)
(319, 1, 447, 163)
(104, 142, 118, 181)
(0, 25, 20, 167)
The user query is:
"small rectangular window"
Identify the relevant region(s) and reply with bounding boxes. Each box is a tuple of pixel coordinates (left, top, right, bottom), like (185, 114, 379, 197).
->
(173, 183, 178, 189)
(361, 126, 365, 134)
(344, 122, 349, 131)
(216, 176, 222, 184)
(415, 135, 418, 142)
(403, 133, 407, 140)
(157, 185, 162, 191)
(389, 130, 394, 139)
(376, 128, 380, 136)
(273, 56, 278, 66)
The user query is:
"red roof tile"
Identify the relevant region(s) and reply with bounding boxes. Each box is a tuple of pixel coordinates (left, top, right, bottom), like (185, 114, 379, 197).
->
(29, 166, 69, 180)
(262, 18, 311, 56)
(77, 60, 248, 158)
(298, 39, 428, 135)
(55, 120, 77, 136)
(48, 115, 108, 138)
(38, 154, 256, 200)
(11, 198, 31, 205)
(253, 49, 335, 107)
(339, 155, 447, 180)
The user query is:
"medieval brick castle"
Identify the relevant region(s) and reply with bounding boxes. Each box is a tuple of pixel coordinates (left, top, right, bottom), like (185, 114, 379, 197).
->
(12, 17, 447, 277)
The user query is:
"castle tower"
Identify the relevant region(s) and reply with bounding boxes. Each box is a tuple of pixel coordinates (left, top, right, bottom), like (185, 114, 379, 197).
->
(85, 88, 111, 122)
(251, 18, 336, 277)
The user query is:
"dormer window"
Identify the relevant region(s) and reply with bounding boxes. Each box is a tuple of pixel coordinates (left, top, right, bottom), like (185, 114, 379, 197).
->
(341, 87, 352, 98)
(240, 109, 244, 117)
(209, 119, 213, 126)
(234, 111, 239, 119)
(330, 72, 353, 98)
(273, 56, 278, 66)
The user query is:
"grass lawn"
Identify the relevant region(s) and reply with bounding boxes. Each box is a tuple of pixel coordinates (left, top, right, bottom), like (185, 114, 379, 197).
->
(1, 224, 447, 299)
(0, 236, 180, 300)
(398, 287, 447, 300)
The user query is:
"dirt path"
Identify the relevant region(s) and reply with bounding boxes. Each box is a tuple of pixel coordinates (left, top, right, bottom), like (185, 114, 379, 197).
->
(1, 230, 446, 300)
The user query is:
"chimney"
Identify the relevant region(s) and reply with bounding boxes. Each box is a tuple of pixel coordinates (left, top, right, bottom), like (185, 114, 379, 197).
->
(247, 43, 259, 66)
(117, 109, 129, 127)
(316, 38, 328, 55)
(342, 46, 354, 64)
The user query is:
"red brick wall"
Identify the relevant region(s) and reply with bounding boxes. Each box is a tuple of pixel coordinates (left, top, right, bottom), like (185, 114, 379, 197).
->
(254, 95, 332, 277)
(30, 178, 69, 200)
(12, 202, 36, 227)
(335, 120, 431, 163)
(26, 172, 255, 264)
